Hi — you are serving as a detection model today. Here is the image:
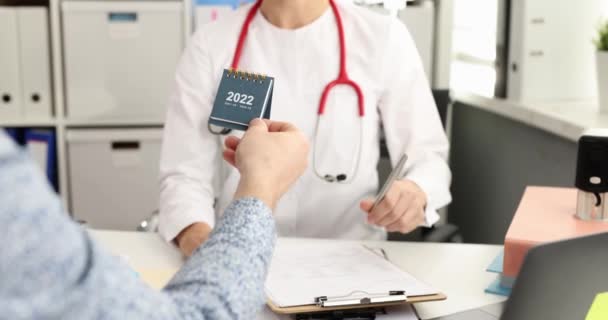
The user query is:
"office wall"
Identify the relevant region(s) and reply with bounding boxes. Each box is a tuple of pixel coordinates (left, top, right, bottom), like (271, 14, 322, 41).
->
(449, 101, 577, 244)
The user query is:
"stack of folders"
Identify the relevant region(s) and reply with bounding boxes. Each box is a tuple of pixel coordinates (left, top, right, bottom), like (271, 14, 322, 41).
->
(265, 239, 444, 315)
(3, 128, 58, 191)
(484, 186, 608, 297)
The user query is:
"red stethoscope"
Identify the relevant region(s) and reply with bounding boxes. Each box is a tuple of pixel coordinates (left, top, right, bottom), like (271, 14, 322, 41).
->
(217, 0, 365, 183)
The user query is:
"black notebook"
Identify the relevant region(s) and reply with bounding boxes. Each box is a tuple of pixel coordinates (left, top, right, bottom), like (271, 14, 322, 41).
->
(209, 69, 274, 131)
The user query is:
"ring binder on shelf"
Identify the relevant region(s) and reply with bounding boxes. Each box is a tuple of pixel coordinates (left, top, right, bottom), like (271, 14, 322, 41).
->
(315, 291, 407, 308)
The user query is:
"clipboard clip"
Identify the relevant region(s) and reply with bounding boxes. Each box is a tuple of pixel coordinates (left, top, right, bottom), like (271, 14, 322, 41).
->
(314, 290, 407, 308)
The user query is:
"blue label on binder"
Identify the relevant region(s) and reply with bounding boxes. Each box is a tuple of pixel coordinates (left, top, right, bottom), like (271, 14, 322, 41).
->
(209, 69, 274, 131)
(108, 12, 138, 22)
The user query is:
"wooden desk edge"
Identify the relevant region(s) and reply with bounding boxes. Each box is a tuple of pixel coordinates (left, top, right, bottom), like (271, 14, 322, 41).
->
(268, 293, 447, 315)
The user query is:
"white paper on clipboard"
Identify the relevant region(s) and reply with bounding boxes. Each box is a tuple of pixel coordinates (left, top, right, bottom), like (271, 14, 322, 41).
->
(265, 240, 438, 308)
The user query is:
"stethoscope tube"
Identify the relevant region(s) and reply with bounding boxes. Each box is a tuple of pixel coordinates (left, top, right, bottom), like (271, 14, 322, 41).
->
(312, 116, 364, 184)
(312, 0, 365, 183)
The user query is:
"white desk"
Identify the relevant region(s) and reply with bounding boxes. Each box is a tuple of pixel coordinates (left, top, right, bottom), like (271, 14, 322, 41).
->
(90, 230, 506, 319)
(454, 92, 608, 142)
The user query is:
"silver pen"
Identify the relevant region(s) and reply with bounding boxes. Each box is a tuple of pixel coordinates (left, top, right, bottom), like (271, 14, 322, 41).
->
(371, 153, 408, 211)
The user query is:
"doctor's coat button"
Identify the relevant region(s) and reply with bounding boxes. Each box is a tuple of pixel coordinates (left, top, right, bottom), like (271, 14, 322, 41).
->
(336, 174, 347, 182)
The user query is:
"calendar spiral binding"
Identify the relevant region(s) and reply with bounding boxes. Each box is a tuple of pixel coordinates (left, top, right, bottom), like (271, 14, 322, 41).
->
(227, 68, 267, 83)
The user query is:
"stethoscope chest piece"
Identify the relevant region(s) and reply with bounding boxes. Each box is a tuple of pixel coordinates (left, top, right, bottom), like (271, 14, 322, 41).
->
(208, 122, 232, 135)
(313, 113, 364, 185)
(323, 174, 348, 183)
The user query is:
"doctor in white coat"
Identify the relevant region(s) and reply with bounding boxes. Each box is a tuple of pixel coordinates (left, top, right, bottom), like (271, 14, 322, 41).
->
(160, 0, 451, 256)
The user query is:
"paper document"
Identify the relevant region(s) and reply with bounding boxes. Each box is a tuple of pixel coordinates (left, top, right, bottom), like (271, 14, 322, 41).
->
(265, 240, 438, 308)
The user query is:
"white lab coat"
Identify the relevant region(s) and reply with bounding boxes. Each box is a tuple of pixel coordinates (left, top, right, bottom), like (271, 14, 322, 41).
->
(159, 1, 451, 242)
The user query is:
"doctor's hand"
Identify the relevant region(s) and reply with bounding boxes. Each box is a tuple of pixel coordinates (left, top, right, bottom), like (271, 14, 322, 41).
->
(223, 119, 310, 209)
(175, 222, 213, 257)
(360, 180, 427, 233)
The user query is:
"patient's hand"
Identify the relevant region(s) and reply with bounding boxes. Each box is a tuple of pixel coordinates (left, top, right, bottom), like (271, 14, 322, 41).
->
(223, 119, 309, 209)
(176, 119, 308, 256)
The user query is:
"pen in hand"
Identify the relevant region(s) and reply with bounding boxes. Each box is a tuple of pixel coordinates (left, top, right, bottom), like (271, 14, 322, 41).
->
(362, 152, 428, 233)
(370, 153, 408, 212)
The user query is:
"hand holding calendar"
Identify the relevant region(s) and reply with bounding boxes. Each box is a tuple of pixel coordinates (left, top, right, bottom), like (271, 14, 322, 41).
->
(224, 119, 309, 209)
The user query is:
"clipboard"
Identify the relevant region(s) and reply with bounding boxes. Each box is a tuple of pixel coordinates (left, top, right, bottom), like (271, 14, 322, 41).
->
(264, 241, 447, 315)
(267, 292, 446, 315)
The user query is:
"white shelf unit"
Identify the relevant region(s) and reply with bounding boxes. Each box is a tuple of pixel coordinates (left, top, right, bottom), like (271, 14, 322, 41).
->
(1, 0, 193, 212)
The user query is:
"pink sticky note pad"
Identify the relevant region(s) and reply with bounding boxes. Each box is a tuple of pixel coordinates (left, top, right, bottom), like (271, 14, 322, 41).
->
(504, 187, 608, 278)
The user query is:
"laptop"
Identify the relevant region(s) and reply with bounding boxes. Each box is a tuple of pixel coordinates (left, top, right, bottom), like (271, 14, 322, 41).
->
(433, 232, 608, 320)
